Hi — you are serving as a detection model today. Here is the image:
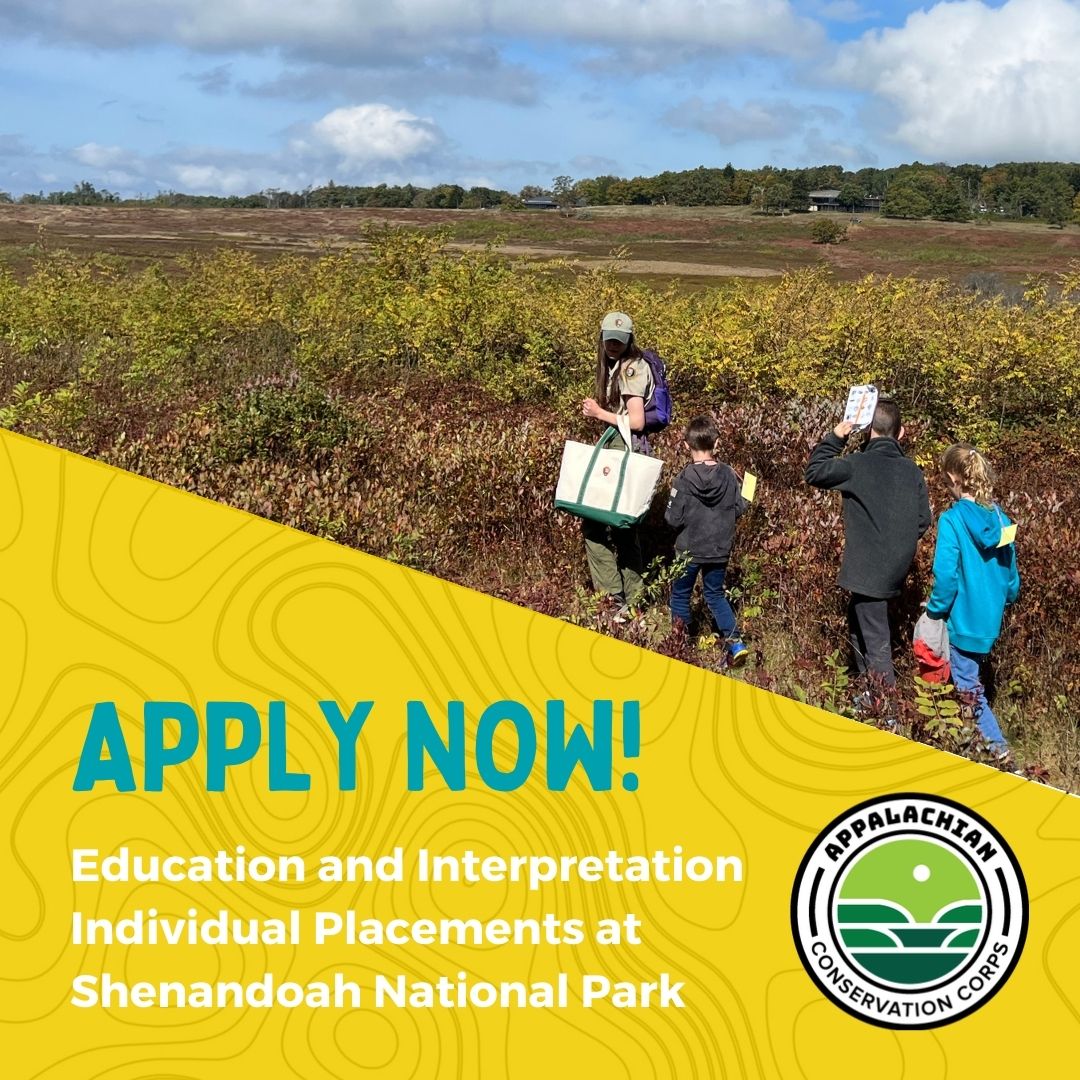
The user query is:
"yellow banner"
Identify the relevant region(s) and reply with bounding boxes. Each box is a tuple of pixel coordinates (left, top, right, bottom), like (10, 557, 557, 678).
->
(1, 428, 1078, 1078)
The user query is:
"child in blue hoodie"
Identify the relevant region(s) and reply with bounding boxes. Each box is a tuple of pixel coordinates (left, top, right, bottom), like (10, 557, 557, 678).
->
(925, 444, 1020, 756)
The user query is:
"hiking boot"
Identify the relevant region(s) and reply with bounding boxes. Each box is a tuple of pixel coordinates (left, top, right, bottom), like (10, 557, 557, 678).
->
(727, 641, 748, 668)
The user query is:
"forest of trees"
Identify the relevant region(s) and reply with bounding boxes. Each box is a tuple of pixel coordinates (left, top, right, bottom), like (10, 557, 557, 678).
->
(5, 161, 1080, 224)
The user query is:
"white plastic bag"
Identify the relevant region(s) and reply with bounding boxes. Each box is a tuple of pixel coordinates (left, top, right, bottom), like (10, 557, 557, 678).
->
(913, 612, 951, 683)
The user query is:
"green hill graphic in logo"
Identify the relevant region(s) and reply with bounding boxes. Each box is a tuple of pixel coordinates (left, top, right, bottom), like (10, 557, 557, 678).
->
(793, 794, 1027, 1028)
(835, 838, 984, 986)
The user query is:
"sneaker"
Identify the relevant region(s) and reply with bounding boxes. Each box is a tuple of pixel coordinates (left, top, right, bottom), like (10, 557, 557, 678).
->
(612, 604, 633, 625)
(727, 641, 748, 668)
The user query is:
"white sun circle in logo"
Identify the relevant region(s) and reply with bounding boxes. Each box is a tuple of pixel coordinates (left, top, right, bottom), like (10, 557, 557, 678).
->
(791, 793, 1027, 1029)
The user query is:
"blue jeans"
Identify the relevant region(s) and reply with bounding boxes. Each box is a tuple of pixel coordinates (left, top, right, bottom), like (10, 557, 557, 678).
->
(950, 645, 1008, 752)
(670, 562, 739, 640)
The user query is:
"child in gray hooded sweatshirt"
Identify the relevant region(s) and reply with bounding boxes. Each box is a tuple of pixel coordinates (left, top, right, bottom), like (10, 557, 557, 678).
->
(665, 414, 751, 665)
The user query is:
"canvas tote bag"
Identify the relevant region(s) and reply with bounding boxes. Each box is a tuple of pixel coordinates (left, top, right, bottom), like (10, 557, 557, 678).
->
(554, 415, 664, 526)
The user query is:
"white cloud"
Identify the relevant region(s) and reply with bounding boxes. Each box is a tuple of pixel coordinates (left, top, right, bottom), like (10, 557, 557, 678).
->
(238, 52, 541, 107)
(171, 163, 269, 193)
(1, 0, 822, 59)
(833, 0, 1080, 160)
(309, 104, 443, 164)
(802, 126, 876, 166)
(665, 97, 822, 143)
(32, 103, 455, 196)
(0, 134, 35, 157)
(72, 142, 136, 169)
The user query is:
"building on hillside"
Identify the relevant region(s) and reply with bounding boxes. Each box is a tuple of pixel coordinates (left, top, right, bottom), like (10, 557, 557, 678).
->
(808, 189, 884, 213)
(808, 189, 841, 211)
(523, 197, 558, 209)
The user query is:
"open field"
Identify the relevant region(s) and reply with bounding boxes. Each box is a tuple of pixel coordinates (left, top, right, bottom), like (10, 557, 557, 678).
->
(2, 232, 1079, 788)
(1, 204, 1078, 286)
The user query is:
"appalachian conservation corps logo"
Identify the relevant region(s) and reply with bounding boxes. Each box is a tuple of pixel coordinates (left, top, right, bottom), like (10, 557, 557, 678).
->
(791, 793, 1027, 1029)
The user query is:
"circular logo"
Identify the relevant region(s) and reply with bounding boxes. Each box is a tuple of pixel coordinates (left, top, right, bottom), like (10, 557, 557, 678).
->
(791, 793, 1027, 1029)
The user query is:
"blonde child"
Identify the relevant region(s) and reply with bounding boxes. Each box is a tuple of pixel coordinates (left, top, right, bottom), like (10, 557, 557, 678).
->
(925, 444, 1020, 756)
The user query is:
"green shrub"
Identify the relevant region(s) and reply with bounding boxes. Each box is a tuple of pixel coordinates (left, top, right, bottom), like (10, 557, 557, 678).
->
(209, 374, 355, 463)
(810, 217, 848, 244)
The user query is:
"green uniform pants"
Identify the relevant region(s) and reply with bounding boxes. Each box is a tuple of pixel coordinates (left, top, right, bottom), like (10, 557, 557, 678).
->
(582, 518, 645, 604)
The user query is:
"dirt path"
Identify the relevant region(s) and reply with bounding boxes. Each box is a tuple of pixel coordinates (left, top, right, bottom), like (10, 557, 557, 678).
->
(0, 206, 786, 278)
(450, 242, 782, 277)
(4, 205, 1076, 283)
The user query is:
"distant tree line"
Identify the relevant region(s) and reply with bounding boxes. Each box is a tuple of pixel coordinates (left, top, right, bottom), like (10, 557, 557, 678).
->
(5, 161, 1080, 225)
(3, 180, 513, 211)
(10, 180, 122, 206)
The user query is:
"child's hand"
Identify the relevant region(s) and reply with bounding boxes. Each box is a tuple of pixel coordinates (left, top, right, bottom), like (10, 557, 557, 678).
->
(833, 420, 856, 439)
(583, 398, 604, 419)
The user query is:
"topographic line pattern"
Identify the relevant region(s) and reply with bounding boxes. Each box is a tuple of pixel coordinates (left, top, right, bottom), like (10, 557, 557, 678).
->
(0, 429, 1078, 1078)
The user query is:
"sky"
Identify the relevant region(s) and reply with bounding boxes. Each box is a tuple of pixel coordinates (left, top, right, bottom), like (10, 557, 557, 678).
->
(1, 0, 1079, 197)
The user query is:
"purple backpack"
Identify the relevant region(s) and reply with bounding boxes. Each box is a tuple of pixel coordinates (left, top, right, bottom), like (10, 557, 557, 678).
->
(640, 350, 673, 434)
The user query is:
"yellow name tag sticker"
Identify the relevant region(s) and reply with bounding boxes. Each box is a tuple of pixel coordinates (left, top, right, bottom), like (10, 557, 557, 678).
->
(742, 472, 758, 501)
(998, 524, 1017, 547)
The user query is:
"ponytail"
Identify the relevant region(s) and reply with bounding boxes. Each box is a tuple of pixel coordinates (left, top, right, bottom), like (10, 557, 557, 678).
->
(941, 443, 995, 507)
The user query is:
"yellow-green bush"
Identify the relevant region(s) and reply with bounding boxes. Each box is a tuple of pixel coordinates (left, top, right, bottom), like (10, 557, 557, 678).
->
(2, 228, 1080, 446)
(4, 232, 1079, 787)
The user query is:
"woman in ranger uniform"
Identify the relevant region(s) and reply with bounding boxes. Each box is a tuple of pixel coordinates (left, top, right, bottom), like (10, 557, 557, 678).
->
(580, 311, 655, 611)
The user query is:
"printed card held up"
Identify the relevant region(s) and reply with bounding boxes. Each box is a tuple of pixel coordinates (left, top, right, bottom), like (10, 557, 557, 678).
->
(843, 385, 879, 428)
